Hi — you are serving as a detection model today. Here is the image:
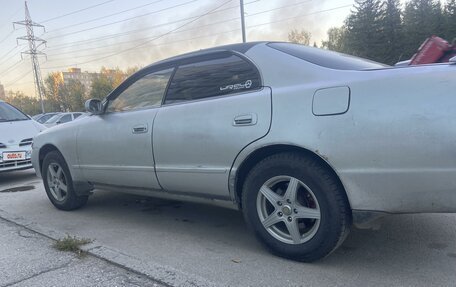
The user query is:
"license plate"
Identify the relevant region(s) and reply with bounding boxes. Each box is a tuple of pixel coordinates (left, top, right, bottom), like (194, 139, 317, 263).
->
(3, 152, 26, 162)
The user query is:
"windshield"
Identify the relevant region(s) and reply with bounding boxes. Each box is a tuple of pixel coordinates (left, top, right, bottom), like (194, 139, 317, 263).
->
(45, 114, 62, 124)
(37, 113, 58, 123)
(268, 42, 389, 70)
(0, 102, 29, 122)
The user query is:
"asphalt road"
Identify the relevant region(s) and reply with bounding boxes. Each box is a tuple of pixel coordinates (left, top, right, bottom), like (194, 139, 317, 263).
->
(1, 169, 456, 287)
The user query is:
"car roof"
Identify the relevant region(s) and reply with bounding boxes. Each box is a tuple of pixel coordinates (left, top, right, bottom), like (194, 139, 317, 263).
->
(145, 41, 267, 69)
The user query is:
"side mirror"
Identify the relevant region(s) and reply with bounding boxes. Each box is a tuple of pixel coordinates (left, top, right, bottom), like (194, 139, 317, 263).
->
(56, 121, 61, 125)
(85, 99, 103, 115)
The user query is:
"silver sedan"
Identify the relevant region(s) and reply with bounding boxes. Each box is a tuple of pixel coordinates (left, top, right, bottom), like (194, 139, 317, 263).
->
(32, 42, 456, 261)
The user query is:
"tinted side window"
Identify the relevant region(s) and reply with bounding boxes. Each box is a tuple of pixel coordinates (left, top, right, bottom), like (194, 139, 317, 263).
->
(73, 113, 82, 119)
(59, 114, 72, 123)
(107, 68, 173, 113)
(165, 55, 260, 104)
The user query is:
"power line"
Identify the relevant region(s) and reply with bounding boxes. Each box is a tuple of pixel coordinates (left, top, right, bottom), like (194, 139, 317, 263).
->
(44, 0, 260, 54)
(0, 46, 21, 65)
(0, 30, 15, 46)
(47, 0, 167, 32)
(41, 3, 351, 69)
(5, 69, 32, 87)
(40, 0, 116, 23)
(41, 0, 235, 70)
(45, 28, 240, 62)
(0, 60, 24, 77)
(43, 0, 311, 52)
(0, 7, 22, 30)
(44, 0, 260, 51)
(45, 0, 199, 40)
(247, 4, 352, 29)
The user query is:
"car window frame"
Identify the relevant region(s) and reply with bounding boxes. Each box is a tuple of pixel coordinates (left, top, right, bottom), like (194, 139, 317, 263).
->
(162, 51, 263, 106)
(103, 67, 176, 114)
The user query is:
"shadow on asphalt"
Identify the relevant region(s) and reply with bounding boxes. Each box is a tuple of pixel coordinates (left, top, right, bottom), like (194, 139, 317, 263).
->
(1, 169, 455, 286)
(0, 169, 39, 186)
(81, 189, 455, 266)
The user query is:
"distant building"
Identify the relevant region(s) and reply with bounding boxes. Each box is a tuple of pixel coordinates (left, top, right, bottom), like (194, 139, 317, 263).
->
(54, 67, 126, 94)
(0, 82, 5, 99)
(53, 68, 98, 93)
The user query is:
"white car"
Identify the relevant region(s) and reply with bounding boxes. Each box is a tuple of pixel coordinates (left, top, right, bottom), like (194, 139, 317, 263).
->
(43, 112, 86, 128)
(0, 100, 46, 172)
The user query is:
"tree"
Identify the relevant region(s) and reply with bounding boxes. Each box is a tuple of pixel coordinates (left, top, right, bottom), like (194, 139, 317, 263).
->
(443, 0, 456, 42)
(344, 0, 385, 61)
(2, 90, 42, 115)
(59, 80, 87, 112)
(322, 27, 349, 53)
(90, 74, 114, 100)
(380, 0, 404, 64)
(403, 0, 445, 59)
(44, 72, 64, 112)
(288, 29, 312, 45)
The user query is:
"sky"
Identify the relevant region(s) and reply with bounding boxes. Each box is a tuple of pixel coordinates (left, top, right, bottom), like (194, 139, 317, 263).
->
(0, 0, 359, 95)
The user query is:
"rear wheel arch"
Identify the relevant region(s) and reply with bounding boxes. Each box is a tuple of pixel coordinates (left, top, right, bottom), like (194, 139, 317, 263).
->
(233, 144, 351, 210)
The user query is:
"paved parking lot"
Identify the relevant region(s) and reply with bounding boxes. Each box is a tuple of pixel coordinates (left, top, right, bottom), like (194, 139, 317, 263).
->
(1, 169, 456, 287)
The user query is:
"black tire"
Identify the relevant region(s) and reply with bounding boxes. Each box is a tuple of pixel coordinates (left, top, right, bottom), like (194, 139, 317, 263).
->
(42, 151, 88, 211)
(242, 152, 351, 262)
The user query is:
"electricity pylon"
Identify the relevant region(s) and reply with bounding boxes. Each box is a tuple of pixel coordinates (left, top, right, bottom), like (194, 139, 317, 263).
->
(14, 1, 46, 113)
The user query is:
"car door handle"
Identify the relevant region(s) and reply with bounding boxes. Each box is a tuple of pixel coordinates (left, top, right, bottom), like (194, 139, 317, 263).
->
(132, 124, 148, 134)
(233, 114, 257, 126)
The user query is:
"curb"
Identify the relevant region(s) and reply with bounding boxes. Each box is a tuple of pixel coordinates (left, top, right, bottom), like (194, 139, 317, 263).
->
(0, 208, 219, 287)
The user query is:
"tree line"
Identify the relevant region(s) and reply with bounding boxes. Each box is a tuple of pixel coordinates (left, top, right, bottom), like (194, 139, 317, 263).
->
(290, 0, 456, 65)
(1, 67, 139, 116)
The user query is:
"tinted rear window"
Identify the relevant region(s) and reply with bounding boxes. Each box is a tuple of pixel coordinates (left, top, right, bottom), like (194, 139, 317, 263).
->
(165, 55, 261, 104)
(268, 42, 389, 70)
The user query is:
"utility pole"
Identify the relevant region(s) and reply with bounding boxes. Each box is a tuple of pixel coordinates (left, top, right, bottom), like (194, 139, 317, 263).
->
(240, 0, 246, 43)
(14, 1, 46, 113)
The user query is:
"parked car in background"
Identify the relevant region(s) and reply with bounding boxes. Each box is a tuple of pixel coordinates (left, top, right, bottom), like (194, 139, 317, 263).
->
(32, 42, 456, 262)
(0, 100, 46, 172)
(43, 112, 86, 128)
(32, 112, 61, 124)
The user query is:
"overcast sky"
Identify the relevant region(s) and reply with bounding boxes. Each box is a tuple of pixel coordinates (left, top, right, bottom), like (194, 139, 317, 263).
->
(0, 0, 361, 95)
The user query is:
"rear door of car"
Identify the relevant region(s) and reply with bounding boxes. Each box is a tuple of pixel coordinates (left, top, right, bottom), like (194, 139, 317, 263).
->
(153, 51, 272, 199)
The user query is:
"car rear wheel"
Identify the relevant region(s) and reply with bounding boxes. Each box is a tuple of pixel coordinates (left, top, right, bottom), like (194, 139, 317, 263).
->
(42, 151, 88, 211)
(242, 152, 351, 262)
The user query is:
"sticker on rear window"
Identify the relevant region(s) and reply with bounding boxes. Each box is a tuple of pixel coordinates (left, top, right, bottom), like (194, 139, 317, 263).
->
(220, 80, 252, 91)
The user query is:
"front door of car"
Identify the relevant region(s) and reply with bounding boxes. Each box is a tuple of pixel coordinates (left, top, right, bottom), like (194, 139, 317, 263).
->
(76, 68, 174, 189)
(153, 53, 272, 198)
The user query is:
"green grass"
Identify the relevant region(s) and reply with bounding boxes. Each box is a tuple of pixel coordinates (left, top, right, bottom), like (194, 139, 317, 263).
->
(53, 235, 92, 257)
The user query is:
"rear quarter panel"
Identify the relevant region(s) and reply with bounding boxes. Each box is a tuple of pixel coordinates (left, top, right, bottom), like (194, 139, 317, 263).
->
(243, 45, 456, 213)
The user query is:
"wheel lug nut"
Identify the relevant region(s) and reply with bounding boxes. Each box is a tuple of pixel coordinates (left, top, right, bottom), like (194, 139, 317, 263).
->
(287, 216, 292, 222)
(278, 212, 283, 217)
(287, 199, 291, 204)
(277, 201, 282, 206)
(294, 209, 298, 214)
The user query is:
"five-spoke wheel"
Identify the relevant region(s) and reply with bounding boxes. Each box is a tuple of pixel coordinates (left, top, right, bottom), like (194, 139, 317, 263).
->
(242, 152, 351, 262)
(42, 151, 89, 210)
(257, 176, 321, 245)
(47, 162, 69, 202)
